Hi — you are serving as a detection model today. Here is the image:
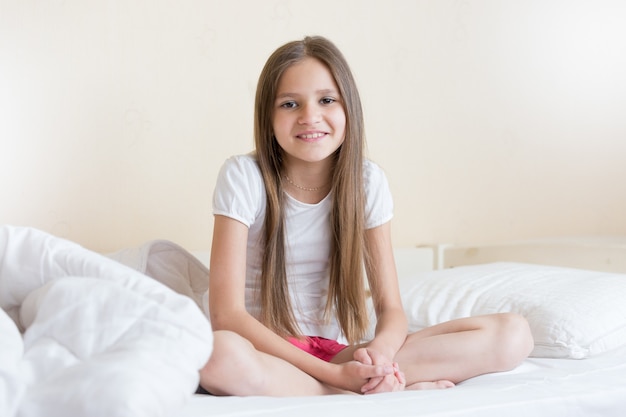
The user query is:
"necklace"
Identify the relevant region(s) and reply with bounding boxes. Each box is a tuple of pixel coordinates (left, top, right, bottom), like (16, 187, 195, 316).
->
(284, 175, 327, 192)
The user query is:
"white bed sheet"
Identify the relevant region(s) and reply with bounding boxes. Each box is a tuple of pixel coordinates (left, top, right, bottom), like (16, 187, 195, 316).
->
(107, 241, 626, 417)
(180, 345, 626, 417)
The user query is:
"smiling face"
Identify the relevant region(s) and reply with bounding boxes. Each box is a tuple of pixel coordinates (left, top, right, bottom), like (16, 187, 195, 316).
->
(272, 57, 346, 171)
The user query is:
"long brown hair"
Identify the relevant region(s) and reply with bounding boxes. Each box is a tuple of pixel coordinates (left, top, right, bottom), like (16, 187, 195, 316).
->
(254, 36, 368, 344)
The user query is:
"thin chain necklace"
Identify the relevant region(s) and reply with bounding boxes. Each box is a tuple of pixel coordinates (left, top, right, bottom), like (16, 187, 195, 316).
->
(284, 175, 327, 192)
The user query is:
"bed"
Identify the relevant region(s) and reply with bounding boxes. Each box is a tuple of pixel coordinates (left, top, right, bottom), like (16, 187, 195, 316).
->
(2, 226, 626, 417)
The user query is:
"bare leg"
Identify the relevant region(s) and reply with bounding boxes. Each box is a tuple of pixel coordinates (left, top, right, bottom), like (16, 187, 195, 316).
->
(332, 346, 454, 391)
(199, 330, 348, 396)
(396, 313, 534, 388)
(334, 312, 532, 390)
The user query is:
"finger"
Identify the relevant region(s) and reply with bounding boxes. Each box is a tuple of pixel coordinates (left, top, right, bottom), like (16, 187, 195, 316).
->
(358, 362, 394, 393)
(395, 370, 406, 388)
(363, 375, 396, 395)
(373, 363, 394, 377)
(360, 376, 383, 393)
(356, 361, 394, 378)
(363, 365, 406, 395)
(393, 363, 406, 385)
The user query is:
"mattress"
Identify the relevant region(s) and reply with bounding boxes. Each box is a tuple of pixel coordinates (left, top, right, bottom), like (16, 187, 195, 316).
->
(180, 345, 626, 417)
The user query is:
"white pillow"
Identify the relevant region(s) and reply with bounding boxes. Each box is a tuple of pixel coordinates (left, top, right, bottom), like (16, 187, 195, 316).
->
(107, 240, 209, 311)
(400, 262, 626, 359)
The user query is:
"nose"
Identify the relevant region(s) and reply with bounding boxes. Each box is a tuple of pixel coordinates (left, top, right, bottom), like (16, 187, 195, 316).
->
(297, 103, 321, 125)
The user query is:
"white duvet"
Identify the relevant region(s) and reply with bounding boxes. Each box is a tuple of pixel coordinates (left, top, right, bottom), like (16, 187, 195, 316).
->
(0, 226, 213, 417)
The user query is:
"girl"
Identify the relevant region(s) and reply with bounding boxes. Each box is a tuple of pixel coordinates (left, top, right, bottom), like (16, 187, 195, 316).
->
(199, 36, 533, 396)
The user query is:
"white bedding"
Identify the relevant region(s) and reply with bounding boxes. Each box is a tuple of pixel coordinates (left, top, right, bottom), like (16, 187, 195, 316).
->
(111, 240, 626, 417)
(175, 261, 626, 417)
(4, 228, 626, 417)
(180, 346, 626, 417)
(399, 262, 626, 359)
(0, 226, 213, 417)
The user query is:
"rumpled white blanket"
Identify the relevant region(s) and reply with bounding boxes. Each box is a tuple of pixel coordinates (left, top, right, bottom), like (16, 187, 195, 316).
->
(0, 226, 213, 417)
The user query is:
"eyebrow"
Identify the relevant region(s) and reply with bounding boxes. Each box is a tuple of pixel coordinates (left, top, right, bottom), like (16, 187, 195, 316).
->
(275, 89, 339, 99)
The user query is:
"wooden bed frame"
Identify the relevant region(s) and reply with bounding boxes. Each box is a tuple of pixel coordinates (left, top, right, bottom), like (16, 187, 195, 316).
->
(435, 237, 626, 273)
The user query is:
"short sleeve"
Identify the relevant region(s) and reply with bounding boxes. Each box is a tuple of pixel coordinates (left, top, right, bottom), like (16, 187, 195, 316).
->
(212, 155, 265, 228)
(364, 160, 394, 229)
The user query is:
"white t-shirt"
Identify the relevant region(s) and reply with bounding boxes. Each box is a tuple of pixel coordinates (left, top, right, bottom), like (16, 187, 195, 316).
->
(212, 153, 393, 341)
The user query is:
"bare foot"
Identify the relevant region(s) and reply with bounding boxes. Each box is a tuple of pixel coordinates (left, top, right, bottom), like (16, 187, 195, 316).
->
(405, 380, 455, 390)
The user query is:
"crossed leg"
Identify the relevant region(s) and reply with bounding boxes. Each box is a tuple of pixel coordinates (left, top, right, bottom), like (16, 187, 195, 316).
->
(199, 330, 346, 396)
(334, 312, 533, 390)
(200, 313, 533, 395)
(397, 312, 533, 388)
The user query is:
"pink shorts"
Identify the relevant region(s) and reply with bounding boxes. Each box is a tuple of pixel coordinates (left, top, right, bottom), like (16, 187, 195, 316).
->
(287, 336, 349, 362)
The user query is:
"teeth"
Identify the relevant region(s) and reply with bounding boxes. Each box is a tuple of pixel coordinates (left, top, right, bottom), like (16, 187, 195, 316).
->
(300, 133, 324, 139)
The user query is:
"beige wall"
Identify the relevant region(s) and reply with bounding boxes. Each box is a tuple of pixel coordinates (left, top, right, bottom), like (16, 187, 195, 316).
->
(1, 0, 625, 253)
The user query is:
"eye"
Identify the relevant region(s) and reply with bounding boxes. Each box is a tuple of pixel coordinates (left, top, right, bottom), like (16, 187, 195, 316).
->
(320, 97, 336, 105)
(279, 101, 298, 109)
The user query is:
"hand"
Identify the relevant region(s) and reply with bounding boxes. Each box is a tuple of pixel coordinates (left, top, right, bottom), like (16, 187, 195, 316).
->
(354, 348, 406, 394)
(330, 359, 395, 394)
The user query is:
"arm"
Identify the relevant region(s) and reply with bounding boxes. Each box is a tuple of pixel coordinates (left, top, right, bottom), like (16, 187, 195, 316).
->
(365, 221, 408, 359)
(209, 215, 393, 393)
(360, 221, 409, 393)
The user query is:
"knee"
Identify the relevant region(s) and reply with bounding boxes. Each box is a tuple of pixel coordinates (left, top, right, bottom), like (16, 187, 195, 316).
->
(492, 313, 534, 371)
(210, 329, 254, 360)
(203, 330, 258, 374)
(199, 330, 265, 395)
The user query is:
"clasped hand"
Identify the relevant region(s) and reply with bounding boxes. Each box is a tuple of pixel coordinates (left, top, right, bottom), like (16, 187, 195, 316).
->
(336, 347, 405, 394)
(355, 347, 405, 394)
